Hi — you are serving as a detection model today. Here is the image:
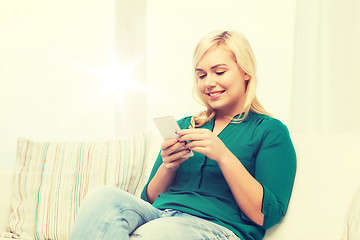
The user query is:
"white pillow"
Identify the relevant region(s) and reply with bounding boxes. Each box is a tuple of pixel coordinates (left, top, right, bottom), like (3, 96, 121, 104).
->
(3, 134, 148, 240)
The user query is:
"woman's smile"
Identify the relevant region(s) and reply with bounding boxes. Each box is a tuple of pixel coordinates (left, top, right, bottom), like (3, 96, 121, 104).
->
(207, 90, 225, 99)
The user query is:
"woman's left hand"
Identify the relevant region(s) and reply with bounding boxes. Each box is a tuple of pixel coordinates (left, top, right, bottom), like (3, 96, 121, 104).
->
(177, 129, 230, 163)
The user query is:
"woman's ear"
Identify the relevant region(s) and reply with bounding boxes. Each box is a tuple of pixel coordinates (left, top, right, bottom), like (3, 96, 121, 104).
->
(245, 73, 251, 81)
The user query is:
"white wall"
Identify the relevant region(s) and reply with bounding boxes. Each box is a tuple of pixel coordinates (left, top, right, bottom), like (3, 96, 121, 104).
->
(0, 0, 296, 167)
(0, 0, 120, 168)
(145, 0, 296, 131)
(291, 0, 360, 133)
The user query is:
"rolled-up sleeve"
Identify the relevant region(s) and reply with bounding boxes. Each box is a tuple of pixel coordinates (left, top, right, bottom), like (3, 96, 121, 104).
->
(254, 120, 297, 229)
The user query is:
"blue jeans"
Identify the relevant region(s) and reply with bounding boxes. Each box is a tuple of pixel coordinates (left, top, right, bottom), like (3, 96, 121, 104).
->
(70, 186, 241, 240)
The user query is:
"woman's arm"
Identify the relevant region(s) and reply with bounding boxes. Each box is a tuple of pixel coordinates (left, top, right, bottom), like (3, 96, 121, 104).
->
(178, 128, 265, 225)
(178, 123, 296, 228)
(146, 163, 176, 204)
(252, 121, 296, 228)
(146, 138, 191, 203)
(217, 150, 265, 226)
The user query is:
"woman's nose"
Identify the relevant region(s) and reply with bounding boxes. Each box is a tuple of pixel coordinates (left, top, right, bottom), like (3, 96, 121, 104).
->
(205, 75, 217, 88)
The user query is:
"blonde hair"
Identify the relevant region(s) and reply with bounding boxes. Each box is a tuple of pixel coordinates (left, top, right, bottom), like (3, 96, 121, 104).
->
(190, 30, 271, 128)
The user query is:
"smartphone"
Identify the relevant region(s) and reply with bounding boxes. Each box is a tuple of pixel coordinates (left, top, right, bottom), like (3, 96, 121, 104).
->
(153, 116, 194, 158)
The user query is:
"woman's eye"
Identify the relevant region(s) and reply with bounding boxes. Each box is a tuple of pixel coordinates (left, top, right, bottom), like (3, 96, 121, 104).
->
(216, 71, 225, 76)
(198, 74, 206, 79)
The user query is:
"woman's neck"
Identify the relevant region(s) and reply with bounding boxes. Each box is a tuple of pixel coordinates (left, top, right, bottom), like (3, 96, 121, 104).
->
(212, 113, 236, 135)
(215, 110, 242, 122)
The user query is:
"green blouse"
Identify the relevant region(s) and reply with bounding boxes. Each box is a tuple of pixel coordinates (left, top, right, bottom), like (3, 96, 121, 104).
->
(141, 111, 296, 240)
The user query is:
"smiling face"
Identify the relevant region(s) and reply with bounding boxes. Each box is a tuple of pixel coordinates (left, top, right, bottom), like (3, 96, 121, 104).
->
(195, 45, 250, 118)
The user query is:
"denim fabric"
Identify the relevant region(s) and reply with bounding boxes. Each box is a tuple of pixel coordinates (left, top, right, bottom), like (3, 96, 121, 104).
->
(70, 186, 240, 240)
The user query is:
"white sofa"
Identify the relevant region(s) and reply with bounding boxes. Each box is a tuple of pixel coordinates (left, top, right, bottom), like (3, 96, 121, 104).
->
(1, 131, 359, 240)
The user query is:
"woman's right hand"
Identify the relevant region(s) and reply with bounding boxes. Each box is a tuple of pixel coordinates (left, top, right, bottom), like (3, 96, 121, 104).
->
(160, 138, 191, 170)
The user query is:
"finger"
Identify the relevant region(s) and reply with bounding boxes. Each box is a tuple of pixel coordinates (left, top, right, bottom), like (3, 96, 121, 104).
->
(168, 148, 191, 162)
(176, 128, 208, 135)
(162, 148, 191, 163)
(163, 156, 189, 169)
(184, 139, 207, 149)
(161, 141, 186, 157)
(161, 138, 179, 150)
(176, 156, 190, 164)
(186, 146, 208, 156)
(178, 133, 206, 142)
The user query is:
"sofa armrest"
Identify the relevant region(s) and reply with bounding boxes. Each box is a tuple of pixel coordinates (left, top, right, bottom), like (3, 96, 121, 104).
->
(0, 169, 13, 233)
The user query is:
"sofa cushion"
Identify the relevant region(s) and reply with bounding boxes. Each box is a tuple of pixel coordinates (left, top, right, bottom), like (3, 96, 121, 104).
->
(3, 134, 148, 240)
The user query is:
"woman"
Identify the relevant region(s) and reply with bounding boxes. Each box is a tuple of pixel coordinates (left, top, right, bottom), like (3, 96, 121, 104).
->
(70, 30, 296, 240)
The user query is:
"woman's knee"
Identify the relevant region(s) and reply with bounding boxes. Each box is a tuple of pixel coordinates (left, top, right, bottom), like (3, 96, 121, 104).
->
(77, 185, 159, 223)
(80, 186, 134, 210)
